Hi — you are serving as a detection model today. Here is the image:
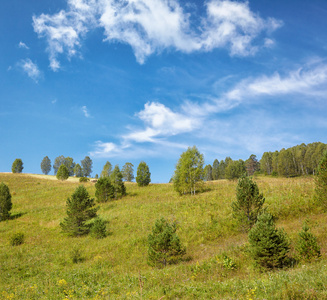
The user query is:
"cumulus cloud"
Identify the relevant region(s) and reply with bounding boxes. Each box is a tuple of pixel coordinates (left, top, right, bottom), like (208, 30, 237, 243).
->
(90, 60, 327, 158)
(19, 58, 41, 82)
(33, 0, 282, 68)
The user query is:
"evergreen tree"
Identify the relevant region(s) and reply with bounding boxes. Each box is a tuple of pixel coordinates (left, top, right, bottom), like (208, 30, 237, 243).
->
(0, 183, 12, 221)
(60, 185, 98, 236)
(56, 164, 69, 181)
(136, 161, 151, 187)
(100, 161, 112, 178)
(246, 154, 260, 176)
(74, 163, 83, 177)
(173, 146, 204, 195)
(315, 151, 327, 210)
(64, 157, 76, 176)
(147, 217, 186, 268)
(296, 221, 321, 261)
(90, 217, 107, 239)
(122, 162, 134, 182)
(248, 212, 290, 269)
(12, 159, 23, 173)
(40, 156, 51, 175)
(231, 176, 265, 232)
(110, 165, 126, 199)
(95, 177, 114, 202)
(81, 156, 93, 177)
(212, 159, 220, 180)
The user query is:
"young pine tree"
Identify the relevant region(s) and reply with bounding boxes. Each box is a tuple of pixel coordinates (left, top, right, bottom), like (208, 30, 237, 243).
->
(95, 177, 114, 202)
(60, 185, 98, 236)
(0, 183, 12, 221)
(110, 165, 126, 199)
(296, 221, 321, 261)
(147, 217, 186, 268)
(56, 164, 69, 181)
(231, 176, 265, 232)
(136, 161, 151, 187)
(248, 212, 290, 269)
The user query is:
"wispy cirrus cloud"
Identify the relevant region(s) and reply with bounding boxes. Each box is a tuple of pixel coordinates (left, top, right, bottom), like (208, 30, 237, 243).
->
(33, 0, 282, 69)
(18, 41, 29, 49)
(81, 105, 91, 118)
(19, 58, 41, 82)
(90, 60, 327, 158)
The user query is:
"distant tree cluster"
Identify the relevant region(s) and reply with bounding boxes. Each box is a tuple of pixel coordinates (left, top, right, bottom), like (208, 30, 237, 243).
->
(260, 142, 327, 177)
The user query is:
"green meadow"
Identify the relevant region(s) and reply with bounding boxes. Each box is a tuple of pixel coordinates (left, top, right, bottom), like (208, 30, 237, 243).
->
(1, 173, 327, 299)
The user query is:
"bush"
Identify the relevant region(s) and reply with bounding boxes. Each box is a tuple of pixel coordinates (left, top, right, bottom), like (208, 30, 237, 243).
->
(147, 217, 186, 268)
(0, 182, 12, 221)
(79, 177, 90, 182)
(90, 217, 107, 239)
(296, 221, 321, 261)
(10, 232, 25, 246)
(70, 247, 84, 263)
(248, 212, 290, 269)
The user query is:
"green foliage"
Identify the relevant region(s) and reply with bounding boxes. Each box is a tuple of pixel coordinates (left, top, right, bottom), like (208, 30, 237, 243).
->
(315, 151, 327, 209)
(231, 176, 265, 232)
(60, 185, 98, 236)
(74, 163, 83, 177)
(90, 217, 107, 239)
(245, 154, 260, 176)
(10, 232, 25, 246)
(70, 247, 84, 264)
(100, 161, 112, 178)
(95, 177, 114, 202)
(12, 158, 23, 173)
(56, 164, 69, 181)
(40, 156, 51, 175)
(222, 255, 237, 270)
(296, 221, 321, 261)
(0, 182, 12, 221)
(53, 156, 76, 176)
(225, 159, 246, 180)
(122, 162, 134, 182)
(248, 212, 290, 269)
(173, 146, 204, 195)
(79, 177, 89, 182)
(204, 164, 213, 181)
(81, 156, 93, 177)
(110, 165, 126, 199)
(212, 159, 220, 180)
(147, 217, 186, 268)
(136, 161, 151, 187)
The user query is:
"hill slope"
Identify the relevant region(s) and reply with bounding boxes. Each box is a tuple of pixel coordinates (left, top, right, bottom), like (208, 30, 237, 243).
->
(0, 173, 326, 299)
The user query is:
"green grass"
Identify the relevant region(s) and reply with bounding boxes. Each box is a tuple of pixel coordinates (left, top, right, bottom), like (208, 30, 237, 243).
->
(0, 173, 326, 299)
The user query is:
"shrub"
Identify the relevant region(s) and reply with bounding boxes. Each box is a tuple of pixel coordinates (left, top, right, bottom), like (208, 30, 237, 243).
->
(296, 221, 321, 261)
(90, 217, 107, 239)
(0, 182, 12, 221)
(79, 177, 90, 182)
(147, 217, 186, 268)
(95, 177, 114, 202)
(231, 176, 265, 232)
(10, 232, 25, 246)
(248, 212, 290, 269)
(60, 185, 98, 236)
(70, 247, 84, 263)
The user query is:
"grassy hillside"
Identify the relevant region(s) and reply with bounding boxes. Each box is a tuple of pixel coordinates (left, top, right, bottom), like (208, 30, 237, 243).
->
(0, 173, 326, 299)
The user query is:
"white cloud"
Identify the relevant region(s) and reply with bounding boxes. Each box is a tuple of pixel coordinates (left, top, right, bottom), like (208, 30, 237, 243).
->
(33, 0, 282, 68)
(19, 58, 41, 82)
(90, 141, 120, 157)
(18, 41, 29, 49)
(81, 105, 91, 117)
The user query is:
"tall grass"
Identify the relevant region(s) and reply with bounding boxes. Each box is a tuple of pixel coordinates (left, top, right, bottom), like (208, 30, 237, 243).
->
(0, 173, 326, 299)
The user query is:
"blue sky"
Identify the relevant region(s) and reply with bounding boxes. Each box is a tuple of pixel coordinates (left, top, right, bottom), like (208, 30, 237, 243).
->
(1, 0, 327, 183)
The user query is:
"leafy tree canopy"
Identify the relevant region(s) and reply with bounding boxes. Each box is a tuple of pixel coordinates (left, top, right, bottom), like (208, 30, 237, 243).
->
(122, 162, 134, 182)
(100, 161, 112, 178)
(41, 156, 51, 175)
(56, 164, 69, 181)
(81, 156, 93, 177)
(12, 159, 23, 173)
(136, 161, 151, 187)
